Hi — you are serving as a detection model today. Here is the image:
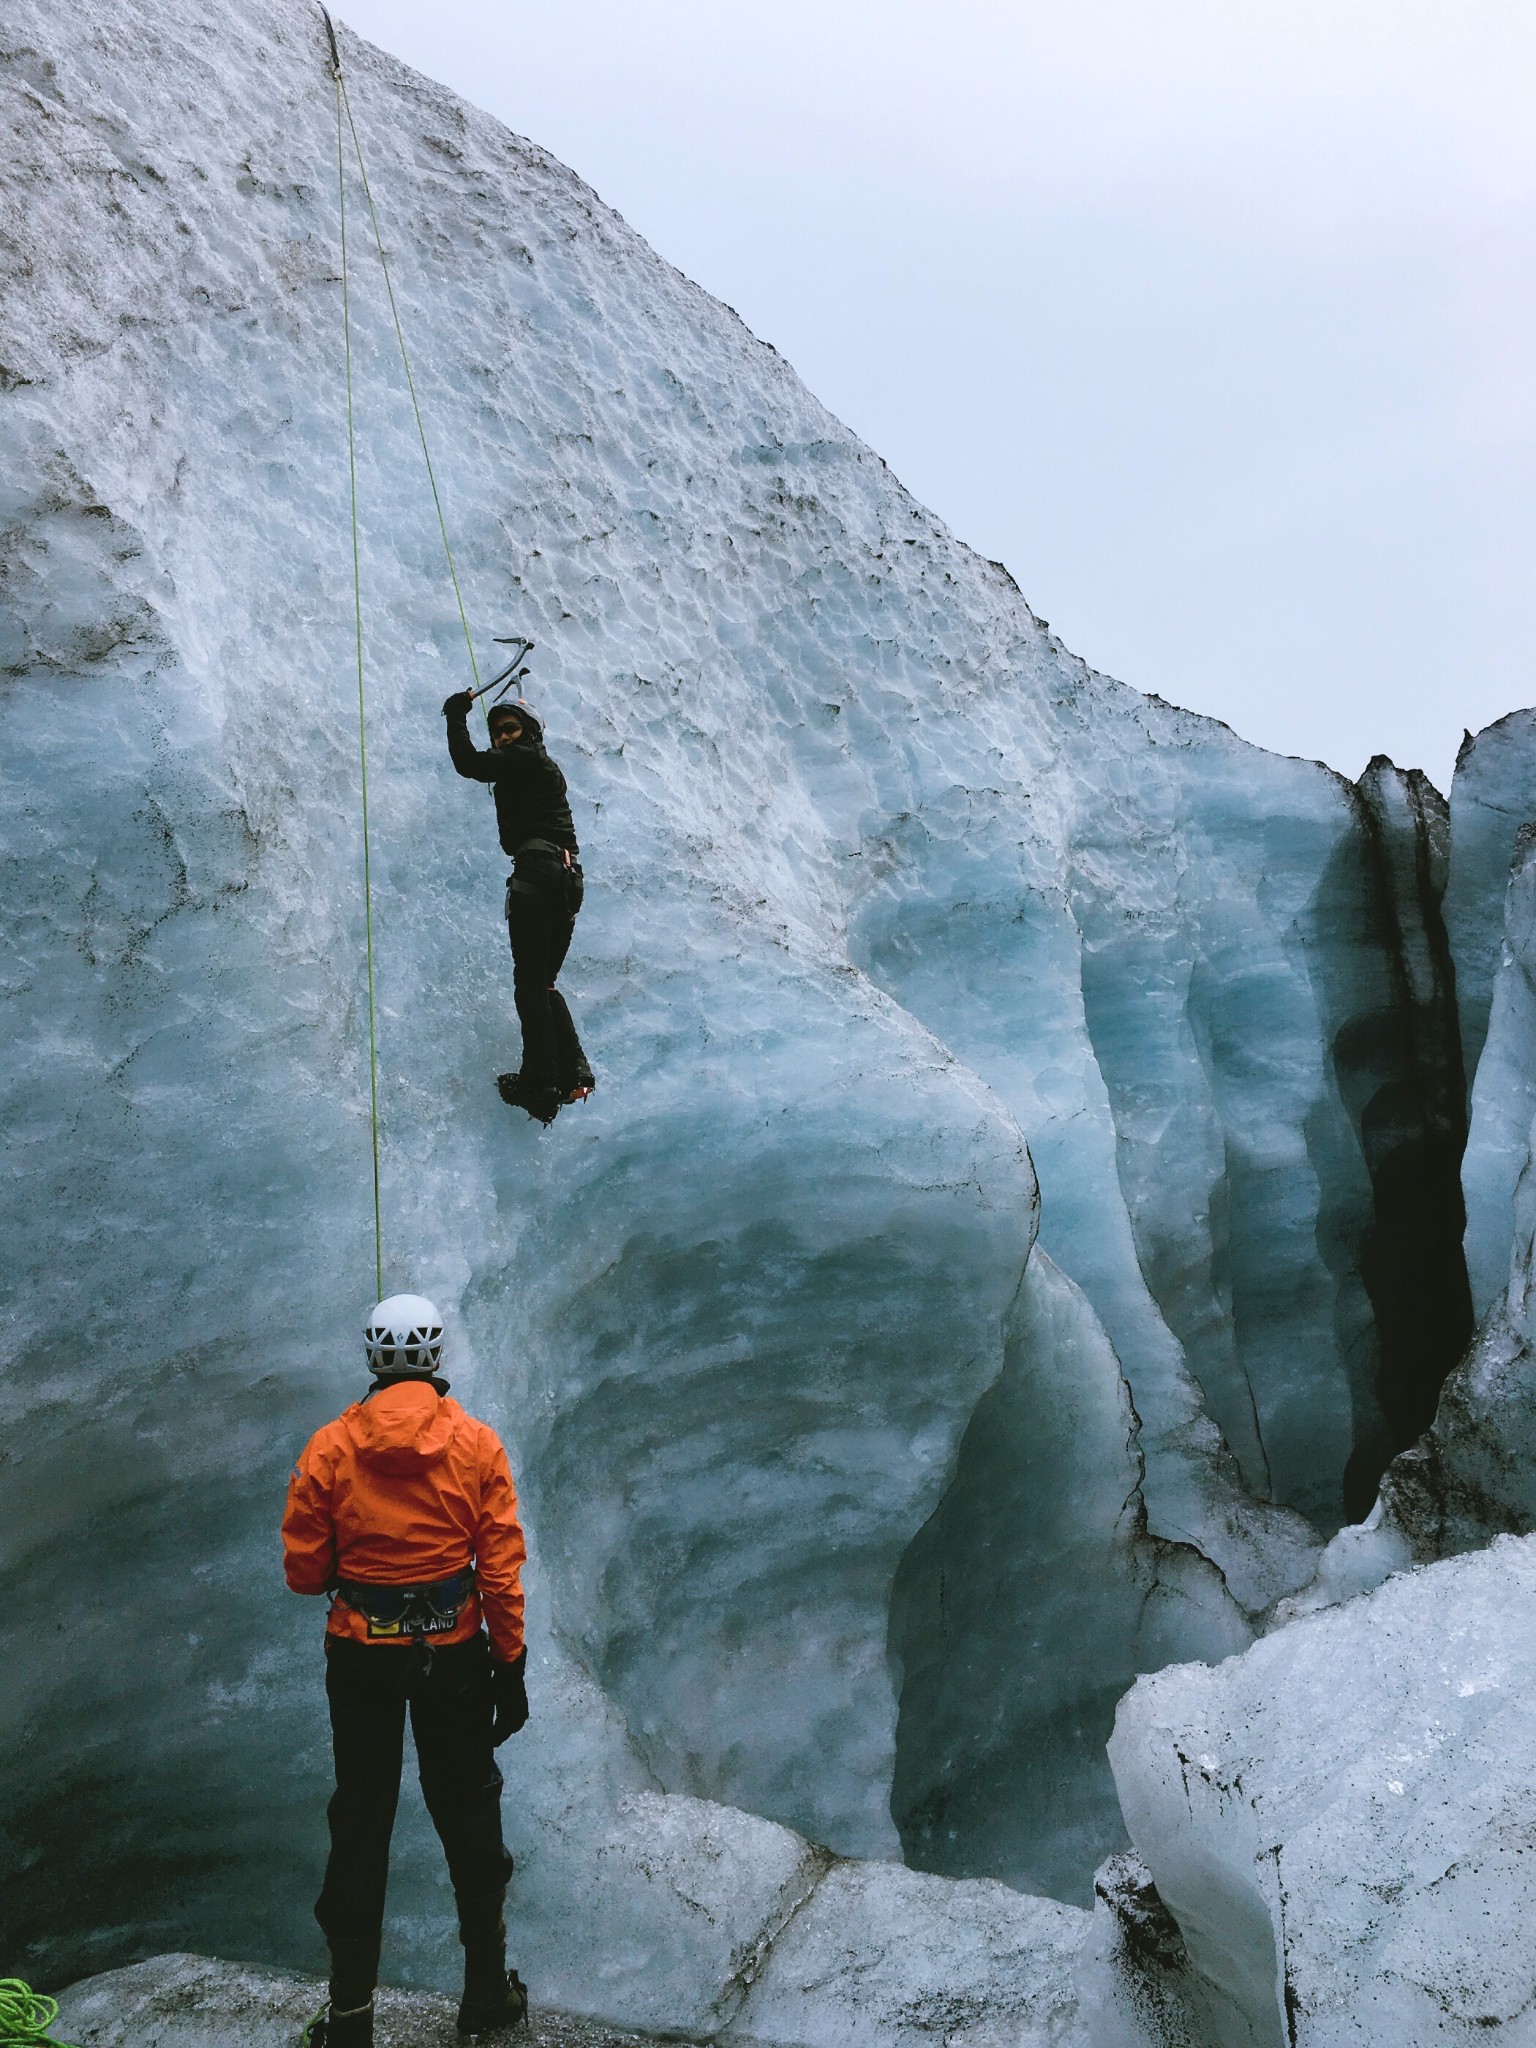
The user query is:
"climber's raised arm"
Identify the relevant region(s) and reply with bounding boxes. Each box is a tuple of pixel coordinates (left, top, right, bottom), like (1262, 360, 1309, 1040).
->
(443, 690, 499, 782)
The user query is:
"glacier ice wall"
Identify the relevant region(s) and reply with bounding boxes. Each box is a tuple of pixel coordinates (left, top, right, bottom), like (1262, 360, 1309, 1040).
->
(0, 0, 1479, 1997)
(888, 1248, 1248, 1900)
(1267, 712, 1536, 1621)
(1445, 710, 1536, 1139)
(1330, 759, 1469, 1511)
(1110, 1536, 1536, 2048)
(1384, 820, 1536, 1557)
(1452, 716, 1536, 1319)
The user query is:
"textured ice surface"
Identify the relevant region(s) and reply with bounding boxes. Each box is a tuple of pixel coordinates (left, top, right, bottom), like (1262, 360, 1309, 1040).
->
(499, 1690, 823, 2036)
(1445, 709, 1536, 1129)
(0, 0, 1482, 1999)
(1460, 808, 1536, 1317)
(889, 1247, 1248, 1899)
(1334, 760, 1469, 1511)
(56, 1891, 1094, 2048)
(1270, 734, 1535, 1612)
(1265, 1502, 1411, 1627)
(1382, 825, 1536, 1557)
(1070, 1854, 1237, 2048)
(731, 1862, 1087, 2048)
(50, 1895, 1211, 2048)
(1110, 1536, 1536, 2048)
(56, 1954, 684, 2048)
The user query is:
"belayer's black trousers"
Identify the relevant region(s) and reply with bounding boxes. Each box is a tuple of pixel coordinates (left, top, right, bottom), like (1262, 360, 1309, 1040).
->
(314, 1635, 514, 1951)
(505, 852, 590, 1093)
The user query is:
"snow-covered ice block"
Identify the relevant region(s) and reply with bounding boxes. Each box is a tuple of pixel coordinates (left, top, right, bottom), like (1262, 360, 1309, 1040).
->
(1109, 1535, 1536, 2047)
(53, 1874, 1101, 2048)
(510, 1778, 822, 2034)
(729, 1859, 1087, 2048)
(1067, 1852, 1236, 2048)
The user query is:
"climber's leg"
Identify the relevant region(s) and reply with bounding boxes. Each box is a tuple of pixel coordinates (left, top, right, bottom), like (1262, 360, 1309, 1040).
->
(547, 989, 593, 1101)
(504, 890, 559, 1095)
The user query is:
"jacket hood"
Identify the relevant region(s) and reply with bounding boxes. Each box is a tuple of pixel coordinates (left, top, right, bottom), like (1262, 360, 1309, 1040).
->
(346, 1379, 459, 1473)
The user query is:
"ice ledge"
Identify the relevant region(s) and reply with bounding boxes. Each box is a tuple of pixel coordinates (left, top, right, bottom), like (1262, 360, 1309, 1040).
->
(56, 1954, 677, 2048)
(57, 1859, 1097, 2048)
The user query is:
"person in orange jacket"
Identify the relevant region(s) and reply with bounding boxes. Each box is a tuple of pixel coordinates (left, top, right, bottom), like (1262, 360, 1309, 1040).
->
(283, 1293, 530, 2046)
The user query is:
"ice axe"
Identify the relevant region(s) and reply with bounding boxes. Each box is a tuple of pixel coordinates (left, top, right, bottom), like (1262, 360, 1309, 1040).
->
(469, 636, 535, 710)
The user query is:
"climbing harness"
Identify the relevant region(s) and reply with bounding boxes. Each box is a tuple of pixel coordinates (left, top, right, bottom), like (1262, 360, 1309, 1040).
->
(506, 843, 583, 920)
(334, 1567, 475, 1641)
(0, 1981, 77, 2048)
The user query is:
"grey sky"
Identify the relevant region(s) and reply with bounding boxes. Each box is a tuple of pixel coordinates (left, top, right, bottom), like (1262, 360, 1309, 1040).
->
(337, 0, 1535, 792)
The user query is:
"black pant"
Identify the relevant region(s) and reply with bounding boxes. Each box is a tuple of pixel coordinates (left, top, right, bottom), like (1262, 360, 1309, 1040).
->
(505, 855, 589, 1092)
(314, 1636, 514, 1950)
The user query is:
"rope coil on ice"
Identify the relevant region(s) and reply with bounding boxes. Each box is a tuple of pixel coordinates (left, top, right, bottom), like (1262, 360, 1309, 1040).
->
(0, 1981, 77, 2048)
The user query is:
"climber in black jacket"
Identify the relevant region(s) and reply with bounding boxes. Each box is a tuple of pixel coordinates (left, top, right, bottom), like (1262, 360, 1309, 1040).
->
(443, 692, 594, 1125)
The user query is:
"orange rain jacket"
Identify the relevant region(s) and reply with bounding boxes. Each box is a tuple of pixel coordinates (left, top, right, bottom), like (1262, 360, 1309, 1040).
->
(282, 1378, 526, 1663)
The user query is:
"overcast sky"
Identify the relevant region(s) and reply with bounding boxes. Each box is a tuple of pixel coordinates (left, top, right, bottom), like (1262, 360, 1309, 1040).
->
(338, 0, 1535, 792)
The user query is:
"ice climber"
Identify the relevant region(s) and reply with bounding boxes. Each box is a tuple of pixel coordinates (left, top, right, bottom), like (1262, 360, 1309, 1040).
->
(442, 691, 593, 1126)
(282, 1294, 531, 2045)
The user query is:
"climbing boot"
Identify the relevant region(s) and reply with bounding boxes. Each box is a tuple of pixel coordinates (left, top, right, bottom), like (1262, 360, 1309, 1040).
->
(300, 1999, 374, 2048)
(456, 1891, 529, 2035)
(302, 1933, 378, 2048)
(457, 1966, 528, 2036)
(495, 1073, 561, 1126)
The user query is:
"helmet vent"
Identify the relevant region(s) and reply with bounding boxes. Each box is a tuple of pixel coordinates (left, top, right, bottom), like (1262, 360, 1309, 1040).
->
(364, 1296, 445, 1374)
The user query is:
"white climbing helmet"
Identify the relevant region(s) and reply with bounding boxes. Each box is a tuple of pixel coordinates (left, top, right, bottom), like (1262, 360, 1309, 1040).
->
(365, 1293, 444, 1375)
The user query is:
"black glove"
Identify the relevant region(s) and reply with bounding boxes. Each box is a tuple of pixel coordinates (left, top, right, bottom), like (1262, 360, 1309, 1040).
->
(442, 690, 474, 718)
(491, 1649, 529, 1744)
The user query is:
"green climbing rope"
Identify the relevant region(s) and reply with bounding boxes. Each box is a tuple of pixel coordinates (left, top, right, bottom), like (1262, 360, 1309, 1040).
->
(0, 1981, 77, 2048)
(326, 8, 491, 1295)
(334, 58, 384, 1299)
(337, 70, 484, 697)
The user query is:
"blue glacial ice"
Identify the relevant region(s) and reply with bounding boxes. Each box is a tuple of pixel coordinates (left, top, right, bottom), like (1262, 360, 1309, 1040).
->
(1382, 800, 1536, 1561)
(1111, 1534, 1536, 2048)
(1445, 711, 1536, 1132)
(0, 0, 1516, 2032)
(1451, 715, 1536, 1318)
